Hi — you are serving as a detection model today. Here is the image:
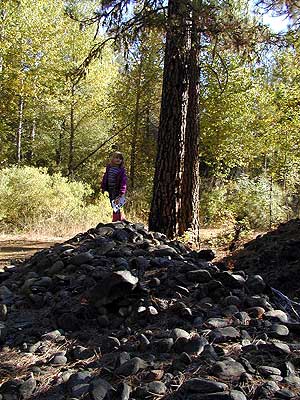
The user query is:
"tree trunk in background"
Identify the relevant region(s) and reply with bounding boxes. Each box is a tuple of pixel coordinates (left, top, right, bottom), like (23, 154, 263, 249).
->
(178, 17, 201, 240)
(28, 117, 36, 162)
(149, 0, 191, 237)
(56, 129, 63, 166)
(130, 60, 143, 190)
(16, 93, 24, 164)
(68, 85, 75, 175)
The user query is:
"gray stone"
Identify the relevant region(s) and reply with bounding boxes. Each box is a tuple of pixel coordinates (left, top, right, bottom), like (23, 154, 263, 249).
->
(47, 260, 64, 275)
(0, 379, 22, 400)
(205, 318, 231, 329)
(186, 269, 212, 283)
(258, 342, 291, 355)
(0, 322, 7, 343)
(275, 388, 297, 399)
(223, 295, 241, 307)
(197, 249, 215, 261)
(284, 375, 300, 386)
(222, 305, 240, 317)
(279, 361, 295, 377)
(209, 327, 240, 343)
(138, 334, 150, 351)
(152, 338, 174, 353)
(89, 270, 138, 307)
(253, 381, 280, 398)
(0, 286, 14, 303)
(19, 377, 36, 400)
(41, 330, 62, 341)
(269, 324, 289, 337)
(0, 304, 8, 321)
(73, 346, 94, 360)
(172, 328, 190, 340)
(146, 381, 167, 395)
(51, 352, 67, 365)
(71, 251, 94, 265)
(33, 276, 52, 288)
(218, 272, 245, 289)
(202, 344, 219, 361)
(173, 335, 207, 355)
(97, 227, 114, 236)
(115, 357, 147, 376)
(101, 336, 120, 353)
(179, 392, 246, 400)
(152, 245, 178, 257)
(68, 371, 91, 397)
(28, 342, 41, 353)
(258, 365, 282, 377)
(230, 391, 247, 400)
(232, 312, 250, 325)
(211, 359, 246, 380)
(117, 351, 131, 367)
(181, 378, 228, 393)
(112, 229, 129, 242)
(57, 312, 80, 331)
(89, 378, 114, 400)
(70, 383, 90, 398)
(245, 295, 270, 309)
(264, 310, 289, 323)
(116, 382, 131, 400)
(245, 274, 266, 294)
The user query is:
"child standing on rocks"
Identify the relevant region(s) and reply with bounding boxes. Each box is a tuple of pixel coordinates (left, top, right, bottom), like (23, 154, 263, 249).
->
(101, 151, 127, 222)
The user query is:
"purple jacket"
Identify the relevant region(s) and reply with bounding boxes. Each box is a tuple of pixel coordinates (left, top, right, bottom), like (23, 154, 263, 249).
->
(101, 165, 127, 195)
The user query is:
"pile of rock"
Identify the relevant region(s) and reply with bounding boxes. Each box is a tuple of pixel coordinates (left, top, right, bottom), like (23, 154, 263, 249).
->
(227, 219, 300, 297)
(0, 221, 300, 400)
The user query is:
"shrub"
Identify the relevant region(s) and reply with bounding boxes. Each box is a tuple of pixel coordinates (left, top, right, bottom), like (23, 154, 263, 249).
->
(200, 174, 291, 229)
(0, 166, 111, 235)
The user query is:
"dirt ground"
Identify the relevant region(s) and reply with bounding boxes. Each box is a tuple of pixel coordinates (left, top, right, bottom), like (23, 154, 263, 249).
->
(0, 237, 65, 269)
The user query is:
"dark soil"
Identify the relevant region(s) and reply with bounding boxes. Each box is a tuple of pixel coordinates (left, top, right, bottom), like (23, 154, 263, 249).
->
(224, 219, 300, 298)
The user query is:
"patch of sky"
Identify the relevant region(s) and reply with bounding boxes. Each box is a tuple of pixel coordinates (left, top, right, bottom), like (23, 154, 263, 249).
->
(261, 12, 290, 32)
(251, 0, 291, 33)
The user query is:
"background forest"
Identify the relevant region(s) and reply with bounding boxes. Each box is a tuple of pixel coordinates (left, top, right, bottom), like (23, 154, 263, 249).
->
(1, 0, 300, 236)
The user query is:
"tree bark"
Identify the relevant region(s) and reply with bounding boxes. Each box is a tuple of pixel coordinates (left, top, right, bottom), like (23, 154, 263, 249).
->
(149, 0, 192, 237)
(178, 17, 201, 241)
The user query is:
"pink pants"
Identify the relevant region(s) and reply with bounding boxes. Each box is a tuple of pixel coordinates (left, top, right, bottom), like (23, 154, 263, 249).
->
(112, 210, 125, 222)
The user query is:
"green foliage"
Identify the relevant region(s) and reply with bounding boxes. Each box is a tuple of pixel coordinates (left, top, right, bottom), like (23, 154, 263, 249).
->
(107, 31, 163, 191)
(200, 183, 235, 225)
(1, 0, 300, 235)
(0, 0, 119, 181)
(200, 175, 290, 229)
(0, 166, 111, 234)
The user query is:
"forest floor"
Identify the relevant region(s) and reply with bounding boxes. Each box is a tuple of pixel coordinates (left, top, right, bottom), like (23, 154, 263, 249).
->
(0, 235, 66, 269)
(0, 227, 264, 269)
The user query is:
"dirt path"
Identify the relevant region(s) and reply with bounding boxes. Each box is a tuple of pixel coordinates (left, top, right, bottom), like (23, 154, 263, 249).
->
(0, 239, 63, 269)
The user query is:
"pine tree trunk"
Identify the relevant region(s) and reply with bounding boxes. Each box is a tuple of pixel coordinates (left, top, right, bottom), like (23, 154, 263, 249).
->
(149, 0, 191, 237)
(178, 17, 201, 241)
